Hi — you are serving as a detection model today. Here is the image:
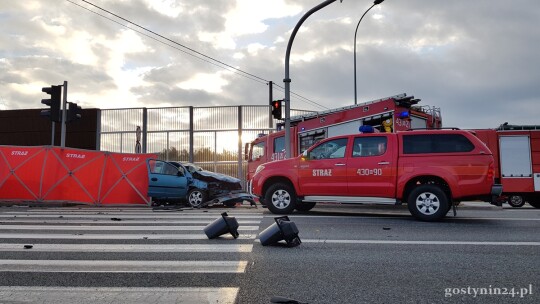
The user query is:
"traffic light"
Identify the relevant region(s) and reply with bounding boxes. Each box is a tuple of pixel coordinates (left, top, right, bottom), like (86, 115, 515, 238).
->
(67, 102, 82, 122)
(40, 85, 62, 122)
(271, 99, 283, 120)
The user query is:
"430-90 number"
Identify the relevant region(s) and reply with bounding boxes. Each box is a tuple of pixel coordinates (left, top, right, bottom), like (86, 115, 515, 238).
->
(356, 168, 383, 176)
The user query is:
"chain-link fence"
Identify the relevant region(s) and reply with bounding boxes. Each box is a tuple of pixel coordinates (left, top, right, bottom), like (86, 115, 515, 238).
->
(99, 106, 314, 185)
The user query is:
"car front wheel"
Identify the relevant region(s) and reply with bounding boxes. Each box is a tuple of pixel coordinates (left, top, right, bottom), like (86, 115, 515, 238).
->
(265, 183, 297, 214)
(188, 189, 207, 208)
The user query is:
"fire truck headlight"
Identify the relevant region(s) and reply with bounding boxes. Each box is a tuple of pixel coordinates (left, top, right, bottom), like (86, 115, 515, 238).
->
(254, 165, 265, 176)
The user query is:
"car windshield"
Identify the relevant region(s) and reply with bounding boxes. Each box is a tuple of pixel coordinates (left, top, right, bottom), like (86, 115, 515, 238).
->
(185, 163, 203, 174)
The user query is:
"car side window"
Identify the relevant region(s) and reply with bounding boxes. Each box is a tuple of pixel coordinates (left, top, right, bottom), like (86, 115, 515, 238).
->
(177, 166, 186, 176)
(251, 142, 265, 161)
(150, 160, 179, 176)
(308, 138, 348, 160)
(403, 134, 474, 154)
(352, 137, 387, 157)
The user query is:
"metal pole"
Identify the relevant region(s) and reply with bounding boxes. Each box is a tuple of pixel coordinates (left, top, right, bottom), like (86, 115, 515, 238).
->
(285, 0, 339, 158)
(354, 1, 384, 105)
(96, 109, 101, 150)
(268, 81, 273, 129)
(237, 106, 243, 181)
(60, 81, 68, 147)
(189, 106, 194, 163)
(166, 131, 170, 161)
(51, 122, 55, 146)
(142, 108, 148, 153)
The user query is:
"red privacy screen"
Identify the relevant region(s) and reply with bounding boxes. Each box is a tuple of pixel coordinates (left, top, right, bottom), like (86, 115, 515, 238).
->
(0, 146, 157, 205)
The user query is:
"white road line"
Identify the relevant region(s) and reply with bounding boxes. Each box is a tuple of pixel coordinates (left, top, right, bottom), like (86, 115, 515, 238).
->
(0, 286, 239, 304)
(0, 225, 259, 231)
(269, 215, 409, 219)
(0, 214, 263, 219)
(0, 233, 257, 240)
(298, 239, 540, 246)
(0, 219, 262, 225)
(267, 215, 540, 221)
(0, 260, 248, 273)
(449, 217, 540, 221)
(0, 243, 254, 252)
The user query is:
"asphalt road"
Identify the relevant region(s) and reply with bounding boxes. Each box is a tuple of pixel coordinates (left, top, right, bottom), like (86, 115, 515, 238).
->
(0, 202, 538, 304)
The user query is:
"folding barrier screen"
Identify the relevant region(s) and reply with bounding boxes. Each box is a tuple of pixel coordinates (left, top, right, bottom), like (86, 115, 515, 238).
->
(0, 146, 157, 205)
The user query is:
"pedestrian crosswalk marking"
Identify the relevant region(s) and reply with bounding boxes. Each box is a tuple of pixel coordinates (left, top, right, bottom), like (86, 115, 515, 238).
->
(0, 286, 239, 304)
(0, 233, 257, 240)
(0, 243, 254, 252)
(0, 260, 248, 273)
(0, 224, 259, 231)
(1, 219, 262, 224)
(0, 213, 263, 219)
(0, 207, 261, 303)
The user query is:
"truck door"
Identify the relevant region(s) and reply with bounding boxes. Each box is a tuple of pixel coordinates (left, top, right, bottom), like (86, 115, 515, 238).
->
(347, 134, 397, 198)
(246, 140, 266, 181)
(298, 137, 349, 195)
(499, 135, 534, 194)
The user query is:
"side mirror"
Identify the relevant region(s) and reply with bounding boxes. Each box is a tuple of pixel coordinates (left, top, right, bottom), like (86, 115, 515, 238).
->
(301, 150, 309, 161)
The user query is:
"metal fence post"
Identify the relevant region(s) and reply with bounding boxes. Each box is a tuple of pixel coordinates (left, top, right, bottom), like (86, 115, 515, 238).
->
(166, 131, 170, 161)
(142, 108, 148, 153)
(237, 106, 243, 182)
(189, 106, 194, 163)
(95, 109, 101, 150)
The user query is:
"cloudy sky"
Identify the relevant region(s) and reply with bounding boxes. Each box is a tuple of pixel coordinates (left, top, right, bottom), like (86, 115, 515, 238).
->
(1, 0, 539, 129)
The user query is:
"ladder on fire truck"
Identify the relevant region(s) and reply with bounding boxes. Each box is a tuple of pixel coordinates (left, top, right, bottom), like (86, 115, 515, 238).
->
(497, 123, 540, 131)
(289, 93, 441, 126)
(289, 93, 413, 124)
(415, 105, 442, 127)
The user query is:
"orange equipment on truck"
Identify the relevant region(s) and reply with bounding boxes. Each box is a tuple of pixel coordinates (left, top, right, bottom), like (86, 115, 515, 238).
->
(245, 93, 442, 181)
(474, 124, 540, 208)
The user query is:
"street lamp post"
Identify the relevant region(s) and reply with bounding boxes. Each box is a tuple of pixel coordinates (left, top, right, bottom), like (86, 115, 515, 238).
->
(354, 0, 384, 105)
(284, 0, 342, 159)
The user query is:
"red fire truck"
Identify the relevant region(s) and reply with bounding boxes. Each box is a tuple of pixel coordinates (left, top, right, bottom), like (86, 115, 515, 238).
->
(474, 124, 540, 208)
(245, 93, 442, 181)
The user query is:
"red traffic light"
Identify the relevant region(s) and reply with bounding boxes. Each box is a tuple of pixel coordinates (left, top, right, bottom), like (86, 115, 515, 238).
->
(271, 99, 283, 120)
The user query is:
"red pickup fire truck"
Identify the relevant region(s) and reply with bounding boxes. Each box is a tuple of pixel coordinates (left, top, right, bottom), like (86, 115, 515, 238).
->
(245, 94, 442, 181)
(474, 124, 540, 208)
(249, 129, 502, 221)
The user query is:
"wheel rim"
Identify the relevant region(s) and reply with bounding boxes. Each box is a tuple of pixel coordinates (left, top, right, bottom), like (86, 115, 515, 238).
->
(189, 191, 203, 207)
(415, 192, 440, 215)
(509, 196, 523, 206)
(271, 189, 291, 209)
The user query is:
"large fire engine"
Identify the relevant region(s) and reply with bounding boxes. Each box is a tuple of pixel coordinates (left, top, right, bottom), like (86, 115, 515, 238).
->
(245, 93, 442, 180)
(474, 124, 540, 208)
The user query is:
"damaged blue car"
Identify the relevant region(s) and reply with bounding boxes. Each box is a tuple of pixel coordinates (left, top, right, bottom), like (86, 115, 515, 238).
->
(147, 159, 254, 208)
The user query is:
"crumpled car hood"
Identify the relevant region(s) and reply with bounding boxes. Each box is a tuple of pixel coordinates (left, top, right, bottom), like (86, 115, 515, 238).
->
(192, 170, 241, 184)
